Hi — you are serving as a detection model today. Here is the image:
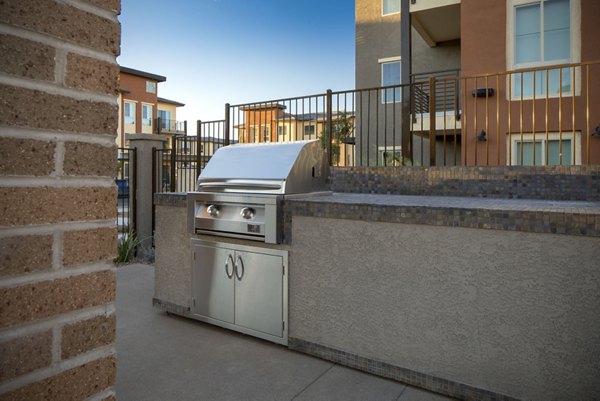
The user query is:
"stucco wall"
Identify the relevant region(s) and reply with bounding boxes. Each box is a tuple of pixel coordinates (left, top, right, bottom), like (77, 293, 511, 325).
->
(154, 204, 192, 309)
(289, 216, 600, 401)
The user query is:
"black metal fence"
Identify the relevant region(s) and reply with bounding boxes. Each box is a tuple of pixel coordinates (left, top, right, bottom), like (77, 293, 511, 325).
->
(151, 121, 229, 195)
(222, 61, 599, 167)
(227, 88, 411, 167)
(150, 62, 599, 202)
(117, 147, 136, 236)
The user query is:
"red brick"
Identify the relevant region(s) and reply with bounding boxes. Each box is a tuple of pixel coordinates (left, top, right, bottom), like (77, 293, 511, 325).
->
(61, 314, 115, 359)
(0, 356, 116, 401)
(0, 235, 53, 278)
(0, 34, 54, 81)
(63, 228, 116, 267)
(0, 187, 116, 227)
(0, 85, 118, 135)
(0, 270, 115, 328)
(0, 0, 120, 55)
(0, 330, 52, 381)
(63, 142, 116, 177)
(0, 137, 55, 176)
(66, 54, 119, 95)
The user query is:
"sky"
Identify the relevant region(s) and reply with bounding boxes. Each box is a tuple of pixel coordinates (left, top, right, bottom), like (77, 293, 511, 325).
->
(118, 0, 356, 131)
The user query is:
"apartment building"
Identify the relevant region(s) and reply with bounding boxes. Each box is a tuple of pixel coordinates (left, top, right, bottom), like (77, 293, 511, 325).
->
(355, 0, 600, 166)
(235, 104, 354, 166)
(117, 66, 185, 148)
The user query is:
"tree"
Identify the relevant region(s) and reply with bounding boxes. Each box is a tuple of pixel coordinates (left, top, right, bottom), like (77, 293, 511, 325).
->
(319, 111, 354, 165)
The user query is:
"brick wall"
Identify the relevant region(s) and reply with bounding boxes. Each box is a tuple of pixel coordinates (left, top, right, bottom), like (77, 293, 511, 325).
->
(0, 1, 120, 400)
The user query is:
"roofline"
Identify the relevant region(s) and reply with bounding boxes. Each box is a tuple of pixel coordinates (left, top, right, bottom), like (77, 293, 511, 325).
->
(120, 66, 166, 82)
(157, 97, 185, 107)
(240, 103, 286, 111)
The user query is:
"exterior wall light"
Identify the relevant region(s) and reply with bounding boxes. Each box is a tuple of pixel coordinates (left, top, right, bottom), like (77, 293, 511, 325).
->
(472, 88, 495, 97)
(593, 125, 600, 137)
(476, 130, 487, 141)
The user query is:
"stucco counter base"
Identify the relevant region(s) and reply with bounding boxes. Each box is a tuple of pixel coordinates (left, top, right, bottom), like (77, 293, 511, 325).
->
(285, 193, 600, 401)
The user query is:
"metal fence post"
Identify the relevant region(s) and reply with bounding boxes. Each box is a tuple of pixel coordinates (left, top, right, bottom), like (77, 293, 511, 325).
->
(196, 120, 202, 180)
(429, 77, 437, 166)
(169, 136, 176, 192)
(224, 103, 231, 146)
(184, 120, 188, 135)
(130, 148, 137, 235)
(326, 89, 333, 166)
(151, 146, 156, 235)
(401, 0, 412, 165)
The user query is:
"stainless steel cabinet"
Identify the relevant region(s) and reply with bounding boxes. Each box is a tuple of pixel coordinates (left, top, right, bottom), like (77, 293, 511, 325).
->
(191, 239, 288, 345)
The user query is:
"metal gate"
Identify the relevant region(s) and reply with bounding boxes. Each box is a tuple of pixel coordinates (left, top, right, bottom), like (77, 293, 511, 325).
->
(117, 147, 136, 236)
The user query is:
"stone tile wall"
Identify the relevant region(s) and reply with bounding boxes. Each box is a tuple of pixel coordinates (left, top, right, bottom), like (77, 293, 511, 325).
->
(0, 1, 120, 399)
(330, 165, 600, 201)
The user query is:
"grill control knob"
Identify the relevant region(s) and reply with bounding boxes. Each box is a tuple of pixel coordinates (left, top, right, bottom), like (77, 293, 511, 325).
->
(206, 204, 220, 217)
(240, 207, 255, 220)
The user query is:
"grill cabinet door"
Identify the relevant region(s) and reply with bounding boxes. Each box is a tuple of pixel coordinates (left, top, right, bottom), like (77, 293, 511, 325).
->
(233, 249, 284, 338)
(192, 244, 235, 324)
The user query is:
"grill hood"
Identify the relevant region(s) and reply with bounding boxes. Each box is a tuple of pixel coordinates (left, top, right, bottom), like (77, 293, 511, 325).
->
(197, 140, 329, 195)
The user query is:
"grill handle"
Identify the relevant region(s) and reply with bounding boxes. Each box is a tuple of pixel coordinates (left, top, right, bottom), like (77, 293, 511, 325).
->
(225, 254, 234, 279)
(198, 181, 282, 191)
(234, 256, 244, 281)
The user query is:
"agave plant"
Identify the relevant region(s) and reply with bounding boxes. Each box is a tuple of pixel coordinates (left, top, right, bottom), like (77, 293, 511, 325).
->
(115, 230, 141, 264)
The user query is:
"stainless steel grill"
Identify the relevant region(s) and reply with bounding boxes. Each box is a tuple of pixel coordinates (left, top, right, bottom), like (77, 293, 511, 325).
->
(187, 140, 329, 243)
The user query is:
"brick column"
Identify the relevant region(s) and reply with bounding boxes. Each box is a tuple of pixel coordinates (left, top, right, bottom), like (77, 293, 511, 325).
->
(0, 1, 120, 400)
(127, 134, 169, 259)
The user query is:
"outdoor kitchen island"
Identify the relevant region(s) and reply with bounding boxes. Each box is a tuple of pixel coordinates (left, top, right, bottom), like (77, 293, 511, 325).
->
(153, 188, 600, 401)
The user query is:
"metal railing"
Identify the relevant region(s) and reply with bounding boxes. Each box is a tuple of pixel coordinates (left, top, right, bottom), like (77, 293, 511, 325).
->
(155, 118, 187, 134)
(153, 137, 201, 194)
(117, 147, 136, 236)
(227, 86, 421, 166)
(461, 61, 599, 166)
(150, 61, 600, 193)
(197, 120, 228, 171)
(221, 61, 599, 167)
(411, 68, 460, 117)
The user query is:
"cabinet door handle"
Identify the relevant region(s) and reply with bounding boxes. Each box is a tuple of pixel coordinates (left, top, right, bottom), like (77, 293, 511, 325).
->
(225, 254, 234, 279)
(234, 256, 244, 281)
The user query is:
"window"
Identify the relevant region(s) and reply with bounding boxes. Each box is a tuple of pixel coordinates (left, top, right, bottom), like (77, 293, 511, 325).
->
(277, 125, 287, 140)
(146, 81, 156, 94)
(142, 104, 152, 126)
(382, 0, 400, 15)
(508, 132, 580, 165)
(381, 60, 401, 104)
(261, 125, 271, 142)
(249, 125, 259, 142)
(157, 109, 170, 130)
(378, 147, 403, 166)
(303, 124, 316, 139)
(124, 101, 135, 125)
(511, 0, 573, 98)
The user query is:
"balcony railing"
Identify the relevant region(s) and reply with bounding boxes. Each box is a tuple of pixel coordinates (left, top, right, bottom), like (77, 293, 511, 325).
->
(155, 118, 187, 134)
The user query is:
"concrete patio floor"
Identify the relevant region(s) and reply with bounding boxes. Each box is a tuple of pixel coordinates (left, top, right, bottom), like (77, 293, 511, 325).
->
(116, 263, 458, 401)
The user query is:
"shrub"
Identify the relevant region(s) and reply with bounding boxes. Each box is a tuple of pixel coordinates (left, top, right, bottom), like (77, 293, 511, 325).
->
(115, 230, 141, 264)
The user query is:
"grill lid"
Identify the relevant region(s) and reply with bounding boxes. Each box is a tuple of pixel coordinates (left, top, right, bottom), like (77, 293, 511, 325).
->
(197, 140, 328, 194)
